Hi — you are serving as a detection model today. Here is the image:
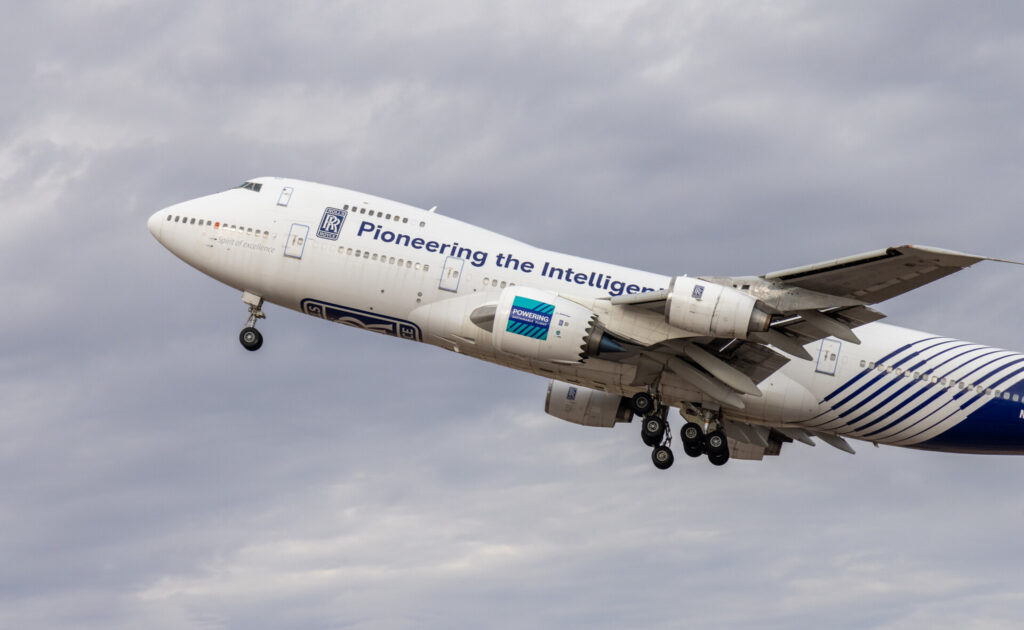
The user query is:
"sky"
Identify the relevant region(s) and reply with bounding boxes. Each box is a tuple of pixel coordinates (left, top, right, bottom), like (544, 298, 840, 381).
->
(2, 1, 1024, 628)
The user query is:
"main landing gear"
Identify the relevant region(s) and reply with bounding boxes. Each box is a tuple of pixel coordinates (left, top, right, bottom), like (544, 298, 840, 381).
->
(679, 405, 731, 466)
(239, 291, 265, 352)
(631, 393, 674, 470)
(631, 394, 732, 469)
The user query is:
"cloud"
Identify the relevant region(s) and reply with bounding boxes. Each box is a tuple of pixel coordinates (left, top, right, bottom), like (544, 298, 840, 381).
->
(3, 1, 1024, 628)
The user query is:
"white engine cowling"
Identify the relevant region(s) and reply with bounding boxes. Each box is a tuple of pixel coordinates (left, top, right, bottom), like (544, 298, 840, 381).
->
(492, 286, 610, 364)
(545, 380, 633, 428)
(665, 276, 770, 339)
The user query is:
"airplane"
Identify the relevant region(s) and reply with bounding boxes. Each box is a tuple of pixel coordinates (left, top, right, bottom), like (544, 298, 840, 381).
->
(148, 177, 1024, 469)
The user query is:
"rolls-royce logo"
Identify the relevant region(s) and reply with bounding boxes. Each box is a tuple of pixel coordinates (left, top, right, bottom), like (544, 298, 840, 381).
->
(317, 207, 347, 240)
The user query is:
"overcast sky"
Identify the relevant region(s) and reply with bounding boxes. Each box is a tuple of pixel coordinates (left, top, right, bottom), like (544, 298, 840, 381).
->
(3, 2, 1024, 628)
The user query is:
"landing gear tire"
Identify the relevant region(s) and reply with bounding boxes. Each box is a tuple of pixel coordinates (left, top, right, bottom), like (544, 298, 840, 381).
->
(681, 422, 704, 443)
(705, 430, 727, 455)
(640, 416, 666, 447)
(683, 441, 704, 458)
(652, 445, 674, 470)
(239, 327, 263, 351)
(680, 422, 704, 457)
(630, 392, 656, 416)
(708, 451, 730, 466)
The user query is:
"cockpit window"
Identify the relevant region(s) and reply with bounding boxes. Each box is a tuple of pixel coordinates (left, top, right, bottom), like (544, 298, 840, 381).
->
(238, 181, 262, 192)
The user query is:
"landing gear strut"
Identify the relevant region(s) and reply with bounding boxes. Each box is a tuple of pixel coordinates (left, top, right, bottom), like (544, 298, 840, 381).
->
(239, 291, 265, 352)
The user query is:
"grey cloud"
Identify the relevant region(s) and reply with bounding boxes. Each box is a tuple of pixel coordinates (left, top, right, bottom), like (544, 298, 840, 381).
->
(3, 1, 1024, 628)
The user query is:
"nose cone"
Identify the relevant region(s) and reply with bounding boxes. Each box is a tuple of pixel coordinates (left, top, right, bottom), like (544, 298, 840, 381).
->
(148, 210, 164, 240)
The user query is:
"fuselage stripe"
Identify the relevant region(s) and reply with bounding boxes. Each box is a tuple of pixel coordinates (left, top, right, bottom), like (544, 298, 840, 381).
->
(821, 338, 940, 403)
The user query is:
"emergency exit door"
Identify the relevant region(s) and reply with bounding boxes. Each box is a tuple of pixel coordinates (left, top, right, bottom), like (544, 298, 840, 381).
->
(816, 338, 842, 375)
(439, 256, 465, 292)
(284, 223, 309, 259)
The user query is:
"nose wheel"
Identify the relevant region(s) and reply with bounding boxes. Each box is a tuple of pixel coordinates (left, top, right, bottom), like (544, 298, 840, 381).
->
(240, 327, 263, 351)
(239, 291, 266, 352)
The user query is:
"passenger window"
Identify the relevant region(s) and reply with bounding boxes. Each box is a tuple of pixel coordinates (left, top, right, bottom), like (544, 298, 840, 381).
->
(500, 281, 507, 288)
(491, 279, 498, 287)
(406, 261, 412, 268)
(247, 228, 253, 235)
(190, 218, 196, 224)
(372, 254, 378, 261)
(389, 257, 395, 264)
(166, 215, 173, 222)
(423, 264, 429, 272)
(403, 218, 408, 223)
(415, 263, 421, 270)
(174, 216, 180, 222)
(386, 214, 392, 220)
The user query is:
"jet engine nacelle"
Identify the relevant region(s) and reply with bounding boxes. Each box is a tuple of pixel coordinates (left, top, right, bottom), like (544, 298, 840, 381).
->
(666, 276, 771, 339)
(492, 286, 619, 364)
(545, 380, 633, 428)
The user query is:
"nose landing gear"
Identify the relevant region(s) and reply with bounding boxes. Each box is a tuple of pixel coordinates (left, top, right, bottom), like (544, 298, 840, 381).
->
(239, 291, 265, 352)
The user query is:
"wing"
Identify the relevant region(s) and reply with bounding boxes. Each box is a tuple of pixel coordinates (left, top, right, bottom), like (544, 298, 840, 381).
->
(585, 244, 1014, 411)
(760, 244, 1015, 304)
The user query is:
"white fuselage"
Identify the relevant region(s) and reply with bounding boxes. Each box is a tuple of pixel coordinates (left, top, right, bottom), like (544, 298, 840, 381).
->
(149, 177, 1024, 455)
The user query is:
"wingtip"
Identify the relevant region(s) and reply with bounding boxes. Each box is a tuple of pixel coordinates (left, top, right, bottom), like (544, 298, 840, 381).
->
(902, 244, 1024, 266)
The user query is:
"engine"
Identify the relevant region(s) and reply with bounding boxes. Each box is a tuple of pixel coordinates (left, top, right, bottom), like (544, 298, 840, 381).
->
(545, 380, 633, 428)
(665, 276, 771, 339)
(491, 286, 622, 364)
